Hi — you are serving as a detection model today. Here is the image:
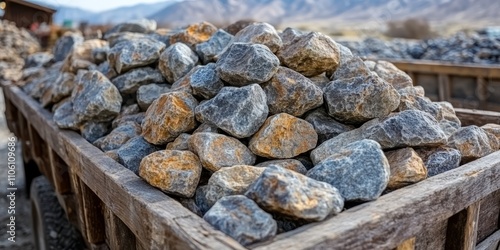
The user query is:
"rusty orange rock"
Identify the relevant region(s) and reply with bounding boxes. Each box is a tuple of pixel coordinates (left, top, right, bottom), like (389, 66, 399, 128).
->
(385, 148, 427, 189)
(249, 113, 317, 159)
(170, 22, 218, 48)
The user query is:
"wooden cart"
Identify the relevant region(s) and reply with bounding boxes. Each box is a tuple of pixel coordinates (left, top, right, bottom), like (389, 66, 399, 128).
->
(2, 81, 500, 249)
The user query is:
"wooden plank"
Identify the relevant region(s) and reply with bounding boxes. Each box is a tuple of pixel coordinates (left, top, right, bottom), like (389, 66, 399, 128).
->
(476, 230, 500, 250)
(477, 190, 500, 242)
(251, 151, 500, 250)
(476, 77, 489, 110)
(415, 220, 447, 250)
(48, 146, 72, 194)
(79, 180, 106, 244)
(438, 74, 451, 101)
(69, 168, 88, 240)
(104, 207, 136, 250)
(389, 60, 500, 78)
(2, 83, 242, 249)
(455, 108, 500, 126)
(445, 202, 481, 250)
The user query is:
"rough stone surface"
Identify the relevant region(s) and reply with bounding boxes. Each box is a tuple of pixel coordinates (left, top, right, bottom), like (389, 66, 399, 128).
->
(62, 39, 108, 73)
(112, 113, 145, 129)
(324, 74, 401, 124)
(53, 32, 84, 62)
(330, 55, 370, 81)
(178, 198, 203, 216)
(446, 126, 498, 162)
(262, 67, 323, 116)
(416, 147, 462, 177)
(397, 93, 443, 121)
(232, 22, 282, 53)
(80, 121, 110, 144)
(249, 113, 317, 159)
(139, 150, 202, 198)
(116, 136, 160, 174)
(216, 43, 279, 86)
(278, 32, 340, 77)
(195, 84, 268, 138)
(136, 83, 171, 111)
(193, 123, 221, 134)
(93, 121, 141, 152)
(158, 42, 199, 83)
(195, 185, 211, 215)
(195, 29, 233, 64)
(108, 38, 165, 74)
(205, 165, 265, 207)
(310, 129, 363, 165)
(40, 72, 75, 107)
(482, 124, 500, 140)
(256, 159, 307, 174)
(245, 166, 344, 221)
(305, 108, 354, 144)
(95, 61, 118, 79)
(104, 19, 157, 39)
(373, 60, 413, 90)
(203, 195, 277, 246)
(112, 67, 165, 94)
(166, 133, 191, 151)
(71, 70, 122, 124)
(307, 140, 390, 202)
(187, 63, 224, 99)
(53, 99, 82, 130)
(188, 132, 256, 172)
(25, 52, 54, 68)
(384, 148, 427, 189)
(224, 20, 257, 35)
(169, 22, 218, 48)
(398, 86, 425, 97)
(142, 91, 198, 145)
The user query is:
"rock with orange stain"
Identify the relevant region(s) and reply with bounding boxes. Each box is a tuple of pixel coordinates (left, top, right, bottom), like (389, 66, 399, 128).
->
(195, 29, 233, 64)
(249, 113, 317, 159)
(108, 38, 165, 74)
(305, 108, 354, 144)
(256, 159, 307, 175)
(169, 22, 218, 48)
(158, 42, 199, 83)
(139, 150, 202, 198)
(232, 22, 282, 53)
(245, 166, 344, 221)
(416, 147, 461, 177)
(307, 140, 390, 202)
(205, 165, 265, 207)
(203, 195, 277, 246)
(262, 67, 323, 116)
(142, 91, 198, 145)
(195, 84, 268, 138)
(216, 43, 279, 86)
(188, 133, 256, 172)
(166, 133, 191, 151)
(482, 123, 500, 141)
(278, 31, 340, 77)
(384, 148, 427, 190)
(446, 126, 499, 163)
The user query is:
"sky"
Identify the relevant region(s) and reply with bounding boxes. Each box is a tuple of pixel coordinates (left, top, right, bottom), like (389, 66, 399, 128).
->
(42, 0, 171, 12)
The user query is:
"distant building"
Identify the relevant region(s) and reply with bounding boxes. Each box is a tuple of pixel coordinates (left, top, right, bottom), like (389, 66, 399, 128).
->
(1, 0, 56, 29)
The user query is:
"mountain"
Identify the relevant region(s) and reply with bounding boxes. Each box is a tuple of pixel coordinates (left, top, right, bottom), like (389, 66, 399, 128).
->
(148, 0, 500, 28)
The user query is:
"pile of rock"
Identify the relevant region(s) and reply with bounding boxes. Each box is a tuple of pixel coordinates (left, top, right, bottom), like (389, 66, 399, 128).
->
(17, 19, 500, 246)
(0, 20, 41, 82)
(340, 32, 500, 65)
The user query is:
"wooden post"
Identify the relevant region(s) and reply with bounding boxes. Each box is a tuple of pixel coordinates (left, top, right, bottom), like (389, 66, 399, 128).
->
(79, 180, 106, 245)
(445, 202, 481, 250)
(438, 73, 451, 102)
(104, 207, 136, 250)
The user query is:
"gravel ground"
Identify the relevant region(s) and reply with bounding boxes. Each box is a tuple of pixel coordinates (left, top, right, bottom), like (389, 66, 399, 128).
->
(0, 88, 34, 250)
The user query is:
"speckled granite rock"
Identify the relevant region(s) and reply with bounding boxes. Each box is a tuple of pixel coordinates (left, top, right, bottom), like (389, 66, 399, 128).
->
(116, 136, 160, 174)
(53, 32, 84, 62)
(203, 195, 277, 246)
(195, 185, 211, 215)
(183, 63, 224, 99)
(139, 150, 202, 198)
(166, 133, 191, 151)
(158, 42, 199, 83)
(136, 83, 171, 111)
(195, 29, 233, 64)
(384, 148, 427, 189)
(193, 123, 221, 134)
(416, 147, 462, 177)
(308, 140, 389, 202)
(232, 22, 282, 53)
(53, 99, 82, 130)
(107, 38, 164, 74)
(373, 60, 413, 90)
(245, 166, 344, 221)
(305, 108, 354, 144)
(446, 126, 498, 162)
(111, 67, 165, 94)
(482, 124, 500, 140)
(188, 132, 256, 172)
(330, 56, 370, 81)
(398, 93, 443, 121)
(256, 159, 307, 175)
(40, 72, 75, 107)
(93, 121, 141, 151)
(80, 121, 110, 144)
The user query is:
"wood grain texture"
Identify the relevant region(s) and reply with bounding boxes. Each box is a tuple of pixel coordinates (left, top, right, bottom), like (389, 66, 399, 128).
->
(455, 108, 500, 126)
(1, 84, 243, 249)
(415, 220, 447, 250)
(445, 202, 480, 250)
(477, 190, 500, 243)
(389, 60, 500, 78)
(476, 230, 500, 250)
(79, 180, 106, 244)
(104, 207, 136, 250)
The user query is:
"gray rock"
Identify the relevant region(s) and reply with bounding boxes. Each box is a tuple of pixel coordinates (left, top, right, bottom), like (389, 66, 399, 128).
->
(139, 150, 202, 198)
(53, 99, 82, 130)
(195, 84, 268, 138)
(193, 123, 221, 134)
(310, 129, 364, 165)
(324, 74, 401, 124)
(40, 72, 75, 107)
(249, 113, 318, 159)
(72, 70, 122, 123)
(398, 86, 425, 97)
(166, 133, 191, 151)
(398, 93, 443, 121)
(305, 108, 355, 144)
(105, 149, 120, 162)
(25, 52, 53, 68)
(188, 132, 256, 172)
(136, 83, 171, 111)
(203, 195, 277, 246)
(307, 140, 390, 202)
(279, 27, 304, 46)
(232, 22, 282, 53)
(482, 124, 500, 140)
(216, 43, 279, 86)
(256, 159, 307, 175)
(245, 166, 344, 221)
(93, 121, 141, 152)
(158, 42, 199, 83)
(262, 67, 323, 116)
(416, 147, 462, 177)
(112, 112, 145, 129)
(104, 19, 157, 39)
(108, 38, 165, 74)
(437, 101, 461, 125)
(447, 126, 498, 162)
(373, 60, 413, 90)
(95, 61, 118, 80)
(195, 29, 233, 64)
(384, 148, 427, 189)
(53, 32, 84, 62)
(330, 56, 371, 81)
(92, 47, 108, 64)
(195, 185, 211, 215)
(106, 32, 151, 48)
(80, 121, 110, 143)
(278, 32, 340, 77)
(112, 67, 165, 94)
(178, 198, 203, 217)
(188, 63, 224, 99)
(116, 136, 160, 174)
(205, 165, 265, 207)
(142, 91, 198, 145)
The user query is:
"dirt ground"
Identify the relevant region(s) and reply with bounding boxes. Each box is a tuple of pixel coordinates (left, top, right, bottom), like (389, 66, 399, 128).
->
(0, 88, 35, 249)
